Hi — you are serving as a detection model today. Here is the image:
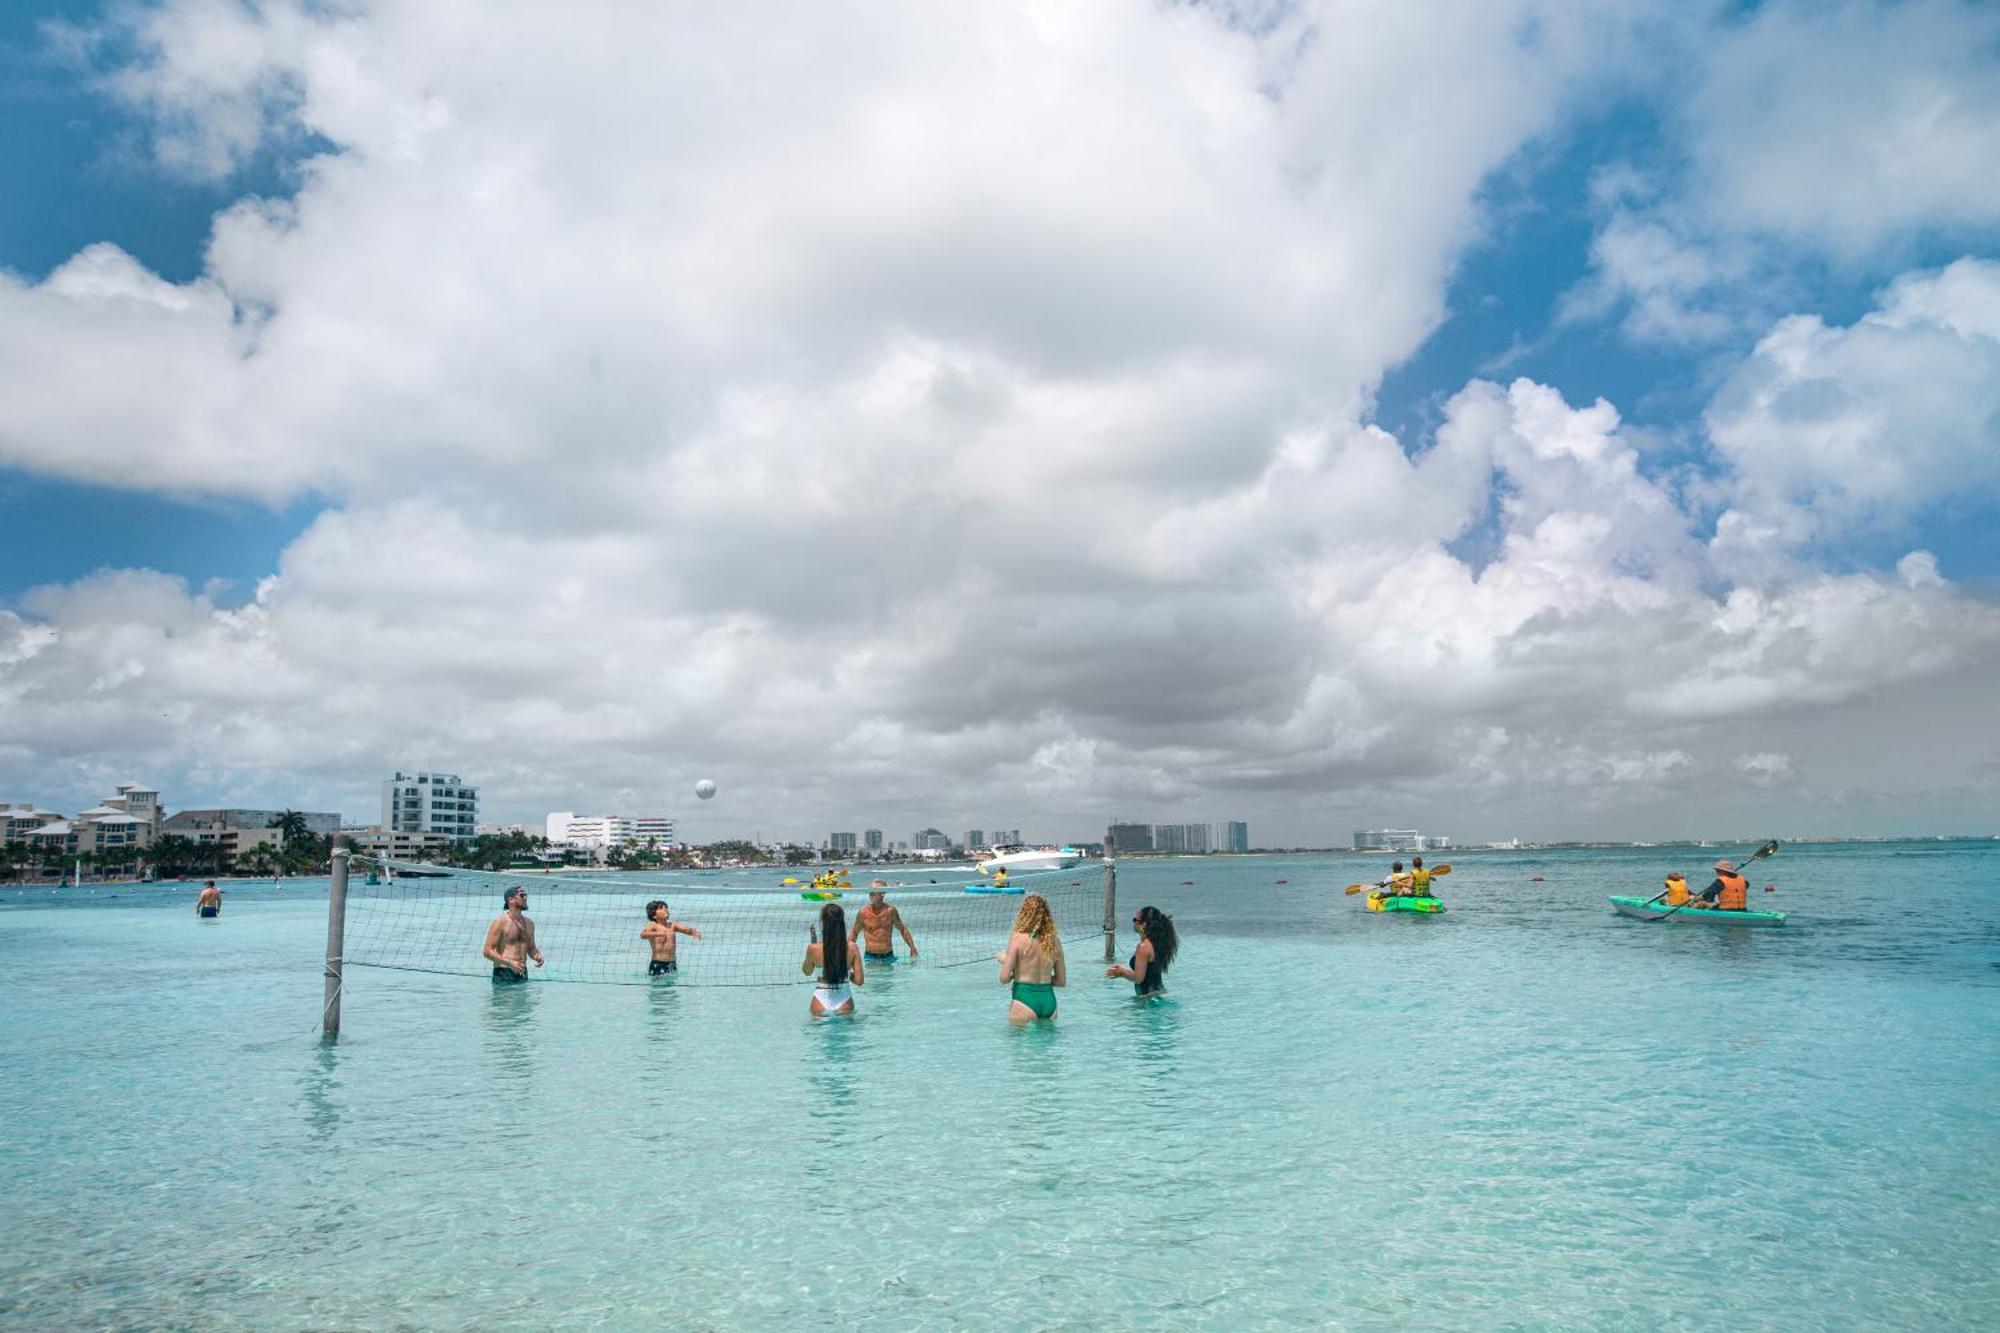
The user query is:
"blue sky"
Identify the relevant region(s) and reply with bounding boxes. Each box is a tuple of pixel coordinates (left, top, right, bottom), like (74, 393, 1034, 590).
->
(1, 3, 320, 601)
(1, 1, 1996, 840)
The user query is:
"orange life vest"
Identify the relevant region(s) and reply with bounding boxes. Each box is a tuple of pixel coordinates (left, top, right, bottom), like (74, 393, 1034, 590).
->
(1716, 872, 1747, 911)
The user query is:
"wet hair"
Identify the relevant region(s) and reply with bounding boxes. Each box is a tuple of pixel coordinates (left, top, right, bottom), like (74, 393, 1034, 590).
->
(1134, 905, 1179, 973)
(645, 900, 668, 921)
(819, 903, 850, 985)
(1011, 893, 1058, 944)
(504, 885, 527, 906)
(1411, 856, 1423, 868)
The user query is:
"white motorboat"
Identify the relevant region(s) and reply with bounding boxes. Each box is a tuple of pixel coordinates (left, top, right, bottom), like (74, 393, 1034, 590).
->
(976, 844, 1085, 876)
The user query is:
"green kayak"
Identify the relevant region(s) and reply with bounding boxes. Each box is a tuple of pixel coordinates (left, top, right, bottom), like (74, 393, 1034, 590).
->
(1609, 896, 1785, 926)
(1366, 892, 1444, 914)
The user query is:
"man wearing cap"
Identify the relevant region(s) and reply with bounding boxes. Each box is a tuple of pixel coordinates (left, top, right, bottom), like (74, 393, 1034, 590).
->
(483, 885, 545, 981)
(849, 885, 918, 963)
(1692, 859, 1749, 912)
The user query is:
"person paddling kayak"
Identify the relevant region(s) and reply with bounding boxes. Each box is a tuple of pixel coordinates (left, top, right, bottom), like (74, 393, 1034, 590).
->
(1407, 856, 1433, 897)
(1375, 861, 1413, 896)
(1661, 872, 1690, 907)
(1689, 859, 1749, 912)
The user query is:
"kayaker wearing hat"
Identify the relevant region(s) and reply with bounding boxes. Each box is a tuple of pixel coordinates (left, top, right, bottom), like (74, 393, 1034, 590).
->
(1691, 859, 1749, 912)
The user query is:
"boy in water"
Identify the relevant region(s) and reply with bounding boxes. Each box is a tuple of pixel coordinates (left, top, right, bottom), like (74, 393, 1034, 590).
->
(641, 900, 701, 975)
(195, 881, 223, 918)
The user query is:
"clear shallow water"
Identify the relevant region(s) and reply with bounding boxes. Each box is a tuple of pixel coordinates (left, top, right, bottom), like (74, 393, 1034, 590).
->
(2, 842, 1996, 1330)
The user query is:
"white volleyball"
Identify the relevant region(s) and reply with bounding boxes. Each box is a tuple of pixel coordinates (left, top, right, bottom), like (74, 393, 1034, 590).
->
(694, 779, 717, 800)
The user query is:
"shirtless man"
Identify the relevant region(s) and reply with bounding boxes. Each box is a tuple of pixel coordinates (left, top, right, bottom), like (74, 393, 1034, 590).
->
(483, 886, 544, 982)
(849, 887, 917, 962)
(195, 881, 222, 918)
(640, 900, 701, 976)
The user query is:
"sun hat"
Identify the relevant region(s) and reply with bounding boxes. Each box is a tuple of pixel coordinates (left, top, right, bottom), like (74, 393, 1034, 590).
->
(1714, 860, 1737, 872)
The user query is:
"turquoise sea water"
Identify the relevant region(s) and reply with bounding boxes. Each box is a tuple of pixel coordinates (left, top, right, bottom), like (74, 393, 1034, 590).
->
(2, 842, 1996, 1329)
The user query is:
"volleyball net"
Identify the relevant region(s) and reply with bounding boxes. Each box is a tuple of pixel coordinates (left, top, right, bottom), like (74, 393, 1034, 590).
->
(338, 856, 1109, 988)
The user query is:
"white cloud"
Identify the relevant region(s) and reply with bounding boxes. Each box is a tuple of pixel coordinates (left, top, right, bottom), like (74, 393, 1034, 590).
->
(1687, 0, 2000, 258)
(1559, 209, 1754, 345)
(2, 1, 1999, 841)
(1706, 257, 2000, 573)
(1738, 752, 1794, 785)
(1562, 1, 2000, 349)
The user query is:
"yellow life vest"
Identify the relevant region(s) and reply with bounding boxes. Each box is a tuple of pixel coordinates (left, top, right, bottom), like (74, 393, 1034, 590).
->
(1410, 867, 1432, 894)
(1663, 874, 1689, 907)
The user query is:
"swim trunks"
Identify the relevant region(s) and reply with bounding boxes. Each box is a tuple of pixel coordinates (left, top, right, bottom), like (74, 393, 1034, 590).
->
(649, 959, 678, 976)
(864, 951, 896, 962)
(1011, 981, 1057, 1019)
(492, 965, 528, 983)
(198, 906, 219, 918)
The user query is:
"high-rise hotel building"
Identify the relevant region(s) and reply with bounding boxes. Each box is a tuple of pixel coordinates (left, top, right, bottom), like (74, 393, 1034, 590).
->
(384, 771, 479, 843)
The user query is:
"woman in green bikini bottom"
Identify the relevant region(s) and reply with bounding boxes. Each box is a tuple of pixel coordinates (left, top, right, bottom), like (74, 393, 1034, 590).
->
(999, 893, 1066, 1024)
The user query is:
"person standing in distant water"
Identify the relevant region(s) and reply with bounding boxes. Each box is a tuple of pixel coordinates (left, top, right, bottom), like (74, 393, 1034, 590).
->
(803, 902, 864, 1015)
(195, 881, 222, 919)
(1107, 904, 1177, 998)
(641, 900, 701, 975)
(849, 886, 918, 963)
(999, 893, 1065, 1023)
(483, 886, 544, 982)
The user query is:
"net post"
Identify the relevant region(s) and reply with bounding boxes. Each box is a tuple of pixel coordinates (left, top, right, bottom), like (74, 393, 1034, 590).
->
(1101, 832, 1117, 963)
(323, 844, 349, 1041)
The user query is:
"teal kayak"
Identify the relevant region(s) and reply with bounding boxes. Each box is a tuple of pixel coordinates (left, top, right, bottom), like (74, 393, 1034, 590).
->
(1366, 892, 1444, 914)
(1609, 895, 1785, 926)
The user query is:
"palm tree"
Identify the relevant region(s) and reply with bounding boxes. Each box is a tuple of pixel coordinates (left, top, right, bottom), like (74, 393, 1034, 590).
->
(148, 835, 198, 880)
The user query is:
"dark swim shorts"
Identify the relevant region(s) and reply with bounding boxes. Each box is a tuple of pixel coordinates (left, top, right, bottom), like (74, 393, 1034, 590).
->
(649, 959, 678, 976)
(198, 906, 219, 918)
(492, 965, 528, 983)
(864, 951, 896, 962)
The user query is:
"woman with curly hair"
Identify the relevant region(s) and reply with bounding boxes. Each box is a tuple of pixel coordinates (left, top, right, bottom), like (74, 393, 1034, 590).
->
(1106, 905, 1177, 998)
(998, 892, 1065, 1023)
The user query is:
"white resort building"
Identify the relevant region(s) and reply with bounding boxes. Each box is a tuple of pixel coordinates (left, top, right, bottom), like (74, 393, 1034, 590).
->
(384, 772, 479, 844)
(16, 783, 164, 858)
(545, 813, 676, 854)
